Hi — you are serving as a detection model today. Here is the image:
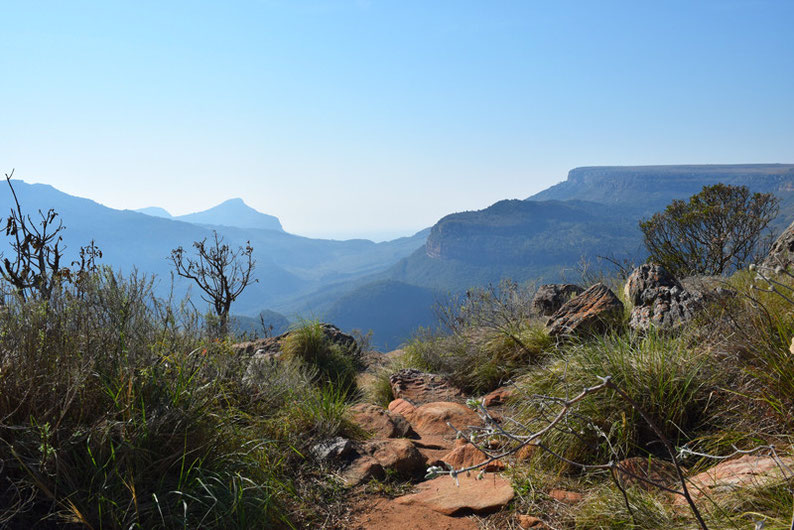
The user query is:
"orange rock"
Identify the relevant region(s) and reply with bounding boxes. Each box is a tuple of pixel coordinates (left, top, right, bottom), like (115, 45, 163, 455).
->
(515, 444, 536, 461)
(388, 398, 417, 420)
(441, 443, 505, 472)
(481, 386, 514, 407)
(549, 489, 583, 504)
(350, 403, 400, 438)
(362, 438, 426, 478)
(409, 401, 483, 438)
(516, 514, 547, 528)
(395, 474, 515, 516)
(389, 369, 465, 405)
(352, 497, 477, 529)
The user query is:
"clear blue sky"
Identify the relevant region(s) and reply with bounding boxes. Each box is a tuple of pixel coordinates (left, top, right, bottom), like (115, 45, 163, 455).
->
(2, 1, 793, 240)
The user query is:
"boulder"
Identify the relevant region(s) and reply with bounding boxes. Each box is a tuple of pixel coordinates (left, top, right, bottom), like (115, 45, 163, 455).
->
(349, 403, 417, 439)
(394, 474, 515, 515)
(616, 456, 680, 491)
(531, 284, 584, 316)
(389, 369, 465, 406)
(388, 398, 418, 420)
(310, 437, 358, 463)
(441, 442, 504, 472)
(624, 264, 703, 332)
(342, 455, 385, 487)
(409, 402, 483, 438)
(361, 438, 427, 478)
(481, 386, 514, 407)
(762, 220, 794, 270)
(233, 323, 358, 357)
(676, 454, 794, 504)
(546, 283, 624, 337)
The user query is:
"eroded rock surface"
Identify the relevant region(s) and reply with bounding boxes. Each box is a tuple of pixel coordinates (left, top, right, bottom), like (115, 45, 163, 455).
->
(546, 283, 624, 336)
(394, 474, 515, 515)
(409, 401, 483, 438)
(762, 220, 794, 270)
(389, 369, 465, 405)
(350, 403, 417, 439)
(624, 264, 703, 332)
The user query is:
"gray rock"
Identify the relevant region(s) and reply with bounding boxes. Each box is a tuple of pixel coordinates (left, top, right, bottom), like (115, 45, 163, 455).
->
(531, 284, 585, 316)
(310, 437, 359, 463)
(625, 264, 703, 332)
(546, 283, 624, 337)
(762, 220, 794, 271)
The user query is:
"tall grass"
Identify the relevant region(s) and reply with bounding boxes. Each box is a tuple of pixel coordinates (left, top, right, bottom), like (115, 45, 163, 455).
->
(0, 269, 352, 528)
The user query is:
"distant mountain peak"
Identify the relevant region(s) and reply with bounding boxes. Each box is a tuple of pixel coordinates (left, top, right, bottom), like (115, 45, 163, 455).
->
(175, 198, 284, 232)
(135, 206, 172, 218)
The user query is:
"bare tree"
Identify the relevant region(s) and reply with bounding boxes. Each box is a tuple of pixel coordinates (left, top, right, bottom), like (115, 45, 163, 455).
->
(0, 171, 101, 301)
(169, 230, 256, 336)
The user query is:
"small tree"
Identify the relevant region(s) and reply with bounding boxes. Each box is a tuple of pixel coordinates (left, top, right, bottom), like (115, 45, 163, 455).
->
(1, 171, 102, 301)
(169, 230, 256, 336)
(640, 183, 778, 277)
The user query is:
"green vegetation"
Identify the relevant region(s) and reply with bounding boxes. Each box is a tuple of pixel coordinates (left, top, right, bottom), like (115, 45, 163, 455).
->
(281, 320, 361, 392)
(0, 271, 359, 528)
(640, 184, 778, 277)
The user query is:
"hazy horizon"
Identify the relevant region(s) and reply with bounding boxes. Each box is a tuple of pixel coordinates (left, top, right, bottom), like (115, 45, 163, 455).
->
(3, 1, 793, 239)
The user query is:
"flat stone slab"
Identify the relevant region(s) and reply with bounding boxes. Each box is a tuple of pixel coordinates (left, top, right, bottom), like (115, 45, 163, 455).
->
(351, 498, 477, 529)
(395, 474, 514, 516)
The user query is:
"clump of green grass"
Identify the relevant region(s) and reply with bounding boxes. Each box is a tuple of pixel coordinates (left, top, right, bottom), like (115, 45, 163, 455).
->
(281, 320, 359, 393)
(510, 330, 727, 467)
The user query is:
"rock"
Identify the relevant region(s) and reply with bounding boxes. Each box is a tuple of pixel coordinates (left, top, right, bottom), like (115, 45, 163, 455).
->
(349, 403, 416, 438)
(388, 398, 417, 420)
(233, 323, 359, 357)
(548, 489, 583, 504)
(517, 514, 547, 529)
(362, 438, 427, 478)
(412, 436, 454, 467)
(624, 264, 703, 332)
(409, 402, 483, 438)
(616, 457, 680, 491)
(532, 284, 585, 316)
(351, 497, 478, 530)
(311, 437, 358, 463)
(676, 454, 794, 504)
(762, 220, 794, 270)
(481, 386, 514, 407)
(389, 369, 465, 406)
(441, 443, 504, 472)
(395, 474, 515, 515)
(546, 283, 624, 337)
(342, 455, 385, 487)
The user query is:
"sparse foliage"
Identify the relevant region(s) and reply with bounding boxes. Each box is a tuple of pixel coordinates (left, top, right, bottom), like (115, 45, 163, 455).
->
(1, 171, 102, 301)
(169, 230, 256, 336)
(640, 183, 778, 277)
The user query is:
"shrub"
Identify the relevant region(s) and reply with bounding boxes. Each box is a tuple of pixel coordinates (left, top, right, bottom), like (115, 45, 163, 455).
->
(281, 321, 359, 393)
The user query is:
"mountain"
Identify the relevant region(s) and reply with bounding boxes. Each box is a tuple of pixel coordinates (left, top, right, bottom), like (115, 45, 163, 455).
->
(174, 198, 284, 232)
(135, 206, 172, 218)
(0, 180, 428, 319)
(324, 280, 439, 350)
(385, 164, 794, 293)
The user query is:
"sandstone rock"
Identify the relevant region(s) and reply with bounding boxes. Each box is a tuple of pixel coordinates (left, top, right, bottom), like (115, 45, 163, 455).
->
(762, 220, 794, 270)
(677, 454, 794, 504)
(532, 284, 585, 316)
(481, 386, 514, 407)
(233, 323, 359, 357)
(616, 457, 680, 491)
(548, 489, 583, 504)
(389, 369, 465, 406)
(342, 455, 385, 487)
(441, 443, 504, 472)
(310, 437, 358, 463)
(412, 436, 454, 467)
(351, 497, 478, 530)
(349, 403, 416, 439)
(362, 438, 427, 478)
(395, 474, 515, 515)
(546, 283, 624, 337)
(624, 264, 703, 332)
(409, 402, 483, 438)
(388, 398, 417, 420)
(517, 514, 547, 529)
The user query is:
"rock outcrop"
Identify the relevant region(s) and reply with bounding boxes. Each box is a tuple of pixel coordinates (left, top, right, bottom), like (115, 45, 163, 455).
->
(546, 283, 624, 336)
(389, 369, 465, 405)
(349, 403, 417, 439)
(531, 284, 584, 316)
(624, 264, 703, 332)
(408, 401, 483, 438)
(234, 323, 358, 358)
(762, 220, 794, 270)
(394, 474, 515, 515)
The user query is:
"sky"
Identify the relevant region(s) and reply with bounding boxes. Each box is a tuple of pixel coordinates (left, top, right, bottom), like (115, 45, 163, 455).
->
(2, 1, 793, 241)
